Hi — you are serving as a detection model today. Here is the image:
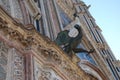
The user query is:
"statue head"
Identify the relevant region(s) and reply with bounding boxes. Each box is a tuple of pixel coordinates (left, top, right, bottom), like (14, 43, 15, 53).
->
(74, 24, 82, 33)
(74, 24, 80, 30)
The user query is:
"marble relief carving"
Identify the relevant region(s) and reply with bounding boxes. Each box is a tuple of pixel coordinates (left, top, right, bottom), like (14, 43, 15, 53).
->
(34, 60, 62, 80)
(0, 17, 35, 49)
(0, 41, 25, 80)
(12, 49, 25, 80)
(37, 47, 83, 80)
(0, 41, 9, 80)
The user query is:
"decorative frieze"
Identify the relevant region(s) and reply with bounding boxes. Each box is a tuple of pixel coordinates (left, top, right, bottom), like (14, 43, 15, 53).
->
(36, 45, 84, 80)
(0, 17, 36, 49)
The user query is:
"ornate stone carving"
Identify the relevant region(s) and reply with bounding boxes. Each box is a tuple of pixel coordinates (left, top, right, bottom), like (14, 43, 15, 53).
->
(37, 46, 83, 80)
(39, 48, 62, 64)
(0, 17, 35, 49)
(0, 41, 9, 80)
(0, 42, 25, 80)
(6, 48, 25, 80)
(34, 60, 62, 80)
(12, 49, 25, 80)
(0, 17, 8, 28)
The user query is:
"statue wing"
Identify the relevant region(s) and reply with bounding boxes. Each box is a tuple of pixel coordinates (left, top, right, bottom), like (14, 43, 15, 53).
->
(55, 30, 70, 46)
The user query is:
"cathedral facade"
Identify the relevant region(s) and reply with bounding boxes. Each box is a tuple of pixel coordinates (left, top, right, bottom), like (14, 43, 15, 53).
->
(0, 0, 120, 80)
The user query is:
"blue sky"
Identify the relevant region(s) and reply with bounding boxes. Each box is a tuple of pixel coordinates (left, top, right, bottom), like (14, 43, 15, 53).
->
(83, 0, 120, 60)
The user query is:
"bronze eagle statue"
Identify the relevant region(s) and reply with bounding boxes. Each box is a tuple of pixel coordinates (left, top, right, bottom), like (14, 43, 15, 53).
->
(54, 24, 94, 56)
